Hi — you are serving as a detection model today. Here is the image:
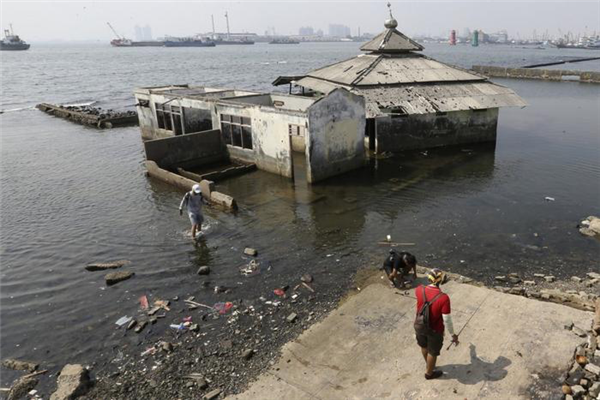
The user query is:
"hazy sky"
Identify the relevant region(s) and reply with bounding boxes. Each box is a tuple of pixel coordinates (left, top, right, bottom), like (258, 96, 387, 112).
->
(2, 0, 599, 42)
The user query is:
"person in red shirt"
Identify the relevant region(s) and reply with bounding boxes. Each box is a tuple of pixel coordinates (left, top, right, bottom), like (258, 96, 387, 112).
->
(414, 268, 459, 379)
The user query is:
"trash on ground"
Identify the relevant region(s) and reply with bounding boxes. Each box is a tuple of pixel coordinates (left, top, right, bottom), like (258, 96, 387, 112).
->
(115, 316, 132, 327)
(273, 289, 285, 297)
(139, 295, 149, 310)
(213, 302, 233, 314)
(154, 299, 170, 311)
(545, 197, 555, 201)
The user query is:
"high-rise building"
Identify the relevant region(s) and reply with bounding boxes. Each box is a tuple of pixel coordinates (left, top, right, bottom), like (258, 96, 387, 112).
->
(143, 25, 152, 40)
(299, 26, 314, 36)
(134, 25, 144, 41)
(328, 24, 351, 38)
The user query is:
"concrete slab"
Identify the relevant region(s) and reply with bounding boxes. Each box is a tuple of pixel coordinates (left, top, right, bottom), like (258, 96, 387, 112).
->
(227, 276, 592, 400)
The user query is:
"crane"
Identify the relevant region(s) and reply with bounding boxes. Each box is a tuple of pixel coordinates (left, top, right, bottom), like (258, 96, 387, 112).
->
(107, 22, 122, 40)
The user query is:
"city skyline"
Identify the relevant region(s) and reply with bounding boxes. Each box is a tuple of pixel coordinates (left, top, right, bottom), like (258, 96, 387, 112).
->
(2, 1, 599, 42)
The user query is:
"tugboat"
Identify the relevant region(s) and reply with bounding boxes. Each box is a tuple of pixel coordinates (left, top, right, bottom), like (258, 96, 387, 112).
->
(1, 25, 30, 51)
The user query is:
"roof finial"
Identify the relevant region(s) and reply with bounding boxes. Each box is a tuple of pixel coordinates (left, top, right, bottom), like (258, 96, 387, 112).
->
(384, 2, 398, 29)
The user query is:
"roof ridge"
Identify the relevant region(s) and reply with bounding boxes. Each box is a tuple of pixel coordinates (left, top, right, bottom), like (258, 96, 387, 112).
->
(350, 54, 384, 86)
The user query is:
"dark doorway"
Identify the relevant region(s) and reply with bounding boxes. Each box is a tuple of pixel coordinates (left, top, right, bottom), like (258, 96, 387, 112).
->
(366, 118, 376, 151)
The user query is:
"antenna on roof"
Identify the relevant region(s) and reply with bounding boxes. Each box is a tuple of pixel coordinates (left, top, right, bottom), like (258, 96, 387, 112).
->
(387, 2, 394, 19)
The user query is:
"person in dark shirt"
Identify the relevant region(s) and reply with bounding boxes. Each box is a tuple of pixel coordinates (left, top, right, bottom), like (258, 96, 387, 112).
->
(414, 268, 459, 380)
(382, 250, 418, 288)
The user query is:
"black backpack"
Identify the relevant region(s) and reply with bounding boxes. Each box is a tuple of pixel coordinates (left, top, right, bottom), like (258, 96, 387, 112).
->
(414, 286, 443, 335)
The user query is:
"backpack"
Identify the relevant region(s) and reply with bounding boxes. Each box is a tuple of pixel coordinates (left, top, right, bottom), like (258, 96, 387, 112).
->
(414, 286, 443, 335)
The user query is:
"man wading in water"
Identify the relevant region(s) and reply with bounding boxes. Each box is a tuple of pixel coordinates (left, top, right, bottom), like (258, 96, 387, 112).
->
(414, 268, 459, 379)
(179, 184, 207, 239)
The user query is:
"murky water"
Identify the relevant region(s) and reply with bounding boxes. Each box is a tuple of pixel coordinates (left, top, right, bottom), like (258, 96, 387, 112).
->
(1, 42, 599, 387)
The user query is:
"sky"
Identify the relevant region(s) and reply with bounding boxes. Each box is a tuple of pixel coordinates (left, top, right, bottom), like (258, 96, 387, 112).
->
(1, 0, 599, 42)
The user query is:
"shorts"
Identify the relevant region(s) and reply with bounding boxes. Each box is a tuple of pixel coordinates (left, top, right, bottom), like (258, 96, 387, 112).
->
(188, 212, 204, 226)
(416, 331, 444, 356)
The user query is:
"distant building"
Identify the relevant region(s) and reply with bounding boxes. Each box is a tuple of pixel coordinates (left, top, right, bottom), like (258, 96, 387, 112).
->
(143, 25, 152, 41)
(316, 29, 324, 37)
(135, 24, 153, 41)
(328, 24, 351, 38)
(299, 26, 314, 36)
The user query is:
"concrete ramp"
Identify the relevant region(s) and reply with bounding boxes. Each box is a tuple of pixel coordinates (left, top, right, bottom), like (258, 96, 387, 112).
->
(227, 278, 591, 400)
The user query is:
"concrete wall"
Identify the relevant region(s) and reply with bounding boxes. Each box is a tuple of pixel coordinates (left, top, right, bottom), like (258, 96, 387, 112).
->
(306, 88, 366, 183)
(472, 65, 600, 83)
(134, 92, 215, 141)
(375, 108, 499, 152)
(213, 103, 307, 178)
(143, 129, 225, 170)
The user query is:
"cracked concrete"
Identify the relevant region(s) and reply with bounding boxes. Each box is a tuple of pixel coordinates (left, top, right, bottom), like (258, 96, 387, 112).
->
(227, 276, 591, 400)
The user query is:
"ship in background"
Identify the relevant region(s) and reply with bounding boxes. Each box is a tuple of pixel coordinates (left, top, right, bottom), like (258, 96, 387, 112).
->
(209, 13, 255, 45)
(269, 37, 300, 44)
(108, 22, 164, 47)
(163, 36, 216, 47)
(1, 25, 30, 51)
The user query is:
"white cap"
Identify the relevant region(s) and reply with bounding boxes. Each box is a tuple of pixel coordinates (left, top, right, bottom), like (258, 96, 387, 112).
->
(192, 184, 201, 194)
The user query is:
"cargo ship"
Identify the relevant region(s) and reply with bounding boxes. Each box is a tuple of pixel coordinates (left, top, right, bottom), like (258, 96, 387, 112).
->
(269, 37, 300, 44)
(164, 36, 215, 47)
(108, 23, 164, 47)
(1, 25, 30, 51)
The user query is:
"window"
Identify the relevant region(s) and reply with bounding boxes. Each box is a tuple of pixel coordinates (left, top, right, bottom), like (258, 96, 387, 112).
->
(288, 124, 306, 137)
(155, 103, 184, 135)
(219, 114, 253, 149)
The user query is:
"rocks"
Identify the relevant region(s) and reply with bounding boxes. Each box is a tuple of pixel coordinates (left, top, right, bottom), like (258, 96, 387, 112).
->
(127, 319, 137, 330)
(572, 276, 583, 283)
(203, 388, 222, 400)
(572, 326, 588, 338)
(544, 275, 556, 283)
(286, 313, 298, 323)
(509, 287, 524, 295)
(7, 376, 38, 400)
(85, 260, 130, 271)
(523, 280, 536, 286)
(594, 299, 600, 335)
(105, 271, 134, 286)
(579, 216, 600, 237)
(2, 358, 38, 372)
(508, 277, 522, 284)
(587, 272, 600, 280)
(301, 274, 314, 284)
(161, 341, 174, 353)
(584, 363, 600, 376)
(197, 266, 211, 275)
(135, 320, 148, 333)
(494, 276, 507, 282)
(533, 273, 546, 278)
(244, 248, 258, 257)
(186, 374, 209, 389)
(240, 349, 254, 360)
(562, 384, 572, 395)
(570, 385, 585, 397)
(50, 364, 90, 400)
(589, 381, 600, 397)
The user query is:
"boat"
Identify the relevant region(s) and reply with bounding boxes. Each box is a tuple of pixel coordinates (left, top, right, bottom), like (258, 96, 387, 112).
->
(164, 36, 215, 47)
(1, 25, 30, 51)
(269, 37, 300, 44)
(214, 37, 254, 45)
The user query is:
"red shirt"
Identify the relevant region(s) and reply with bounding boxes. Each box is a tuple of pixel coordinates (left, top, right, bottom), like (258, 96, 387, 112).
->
(415, 285, 451, 334)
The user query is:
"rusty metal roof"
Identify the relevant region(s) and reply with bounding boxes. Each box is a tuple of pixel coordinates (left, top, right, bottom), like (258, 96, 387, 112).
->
(355, 82, 527, 118)
(302, 53, 486, 87)
(360, 28, 424, 53)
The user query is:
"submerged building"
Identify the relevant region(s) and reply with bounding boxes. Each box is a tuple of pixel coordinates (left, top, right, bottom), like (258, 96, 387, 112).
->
(134, 7, 524, 184)
(274, 8, 526, 153)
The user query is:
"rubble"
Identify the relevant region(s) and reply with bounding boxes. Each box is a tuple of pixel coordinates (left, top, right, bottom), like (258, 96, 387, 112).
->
(197, 266, 211, 275)
(2, 359, 38, 372)
(50, 364, 91, 400)
(105, 271, 134, 285)
(243, 248, 258, 257)
(203, 389, 221, 400)
(85, 260, 130, 271)
(7, 376, 38, 400)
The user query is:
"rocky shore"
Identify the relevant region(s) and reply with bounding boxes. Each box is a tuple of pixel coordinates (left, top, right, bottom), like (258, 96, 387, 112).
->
(3, 258, 599, 400)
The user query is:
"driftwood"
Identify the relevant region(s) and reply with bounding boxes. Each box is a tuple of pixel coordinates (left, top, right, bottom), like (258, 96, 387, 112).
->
(184, 299, 214, 310)
(85, 260, 130, 271)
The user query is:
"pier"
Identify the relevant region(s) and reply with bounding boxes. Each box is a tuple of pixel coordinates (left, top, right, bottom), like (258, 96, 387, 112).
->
(472, 65, 600, 83)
